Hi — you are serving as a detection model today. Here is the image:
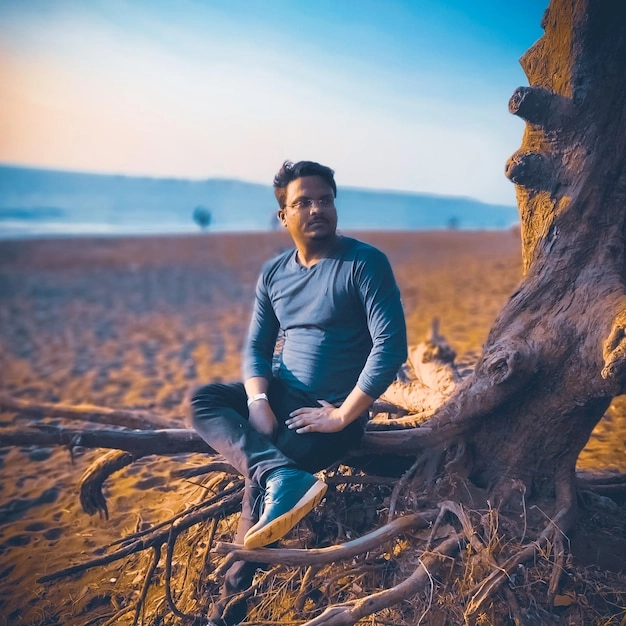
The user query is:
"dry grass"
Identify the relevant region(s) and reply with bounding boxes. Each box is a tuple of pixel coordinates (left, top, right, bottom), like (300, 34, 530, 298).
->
(104, 471, 624, 626)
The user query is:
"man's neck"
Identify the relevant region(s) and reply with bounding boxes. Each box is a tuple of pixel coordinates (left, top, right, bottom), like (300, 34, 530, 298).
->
(295, 235, 340, 268)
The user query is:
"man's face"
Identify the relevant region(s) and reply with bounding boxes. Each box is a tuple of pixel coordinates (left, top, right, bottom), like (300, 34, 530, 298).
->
(278, 176, 338, 244)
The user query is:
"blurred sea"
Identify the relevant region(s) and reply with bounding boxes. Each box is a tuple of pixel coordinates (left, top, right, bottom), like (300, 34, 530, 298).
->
(0, 165, 519, 239)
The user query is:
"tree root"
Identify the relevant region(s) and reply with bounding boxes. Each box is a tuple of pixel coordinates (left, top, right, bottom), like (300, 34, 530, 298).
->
(4, 395, 624, 498)
(296, 565, 320, 612)
(213, 510, 438, 575)
(164, 526, 201, 621)
(1, 388, 624, 623)
(376, 319, 463, 416)
(9, 442, 622, 625)
(0, 393, 172, 429)
(223, 564, 284, 620)
(577, 470, 626, 501)
(37, 485, 243, 583)
(133, 544, 162, 626)
(171, 460, 238, 479)
(463, 505, 572, 620)
(300, 535, 462, 626)
(80, 449, 140, 518)
(0, 423, 212, 454)
(388, 459, 418, 521)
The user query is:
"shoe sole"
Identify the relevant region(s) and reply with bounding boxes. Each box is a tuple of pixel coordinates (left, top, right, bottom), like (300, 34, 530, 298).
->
(243, 480, 327, 549)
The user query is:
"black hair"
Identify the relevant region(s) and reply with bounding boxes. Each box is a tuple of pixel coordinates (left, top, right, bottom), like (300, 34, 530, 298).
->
(273, 160, 337, 208)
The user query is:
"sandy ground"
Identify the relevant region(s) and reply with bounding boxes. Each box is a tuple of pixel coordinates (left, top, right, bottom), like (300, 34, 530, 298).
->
(0, 230, 624, 625)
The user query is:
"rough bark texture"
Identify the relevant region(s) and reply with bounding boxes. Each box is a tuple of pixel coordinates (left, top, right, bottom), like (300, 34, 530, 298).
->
(408, 0, 626, 520)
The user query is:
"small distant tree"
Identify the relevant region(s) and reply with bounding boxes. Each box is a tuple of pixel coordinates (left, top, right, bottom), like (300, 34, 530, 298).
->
(447, 215, 460, 230)
(193, 206, 212, 231)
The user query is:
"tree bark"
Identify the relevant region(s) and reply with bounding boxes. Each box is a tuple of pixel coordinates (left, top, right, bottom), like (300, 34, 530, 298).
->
(413, 0, 626, 517)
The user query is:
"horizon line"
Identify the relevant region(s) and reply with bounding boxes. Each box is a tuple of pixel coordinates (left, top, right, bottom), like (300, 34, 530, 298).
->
(0, 161, 517, 209)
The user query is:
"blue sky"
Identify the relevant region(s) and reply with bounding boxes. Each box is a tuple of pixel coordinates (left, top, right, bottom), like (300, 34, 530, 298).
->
(0, 0, 548, 204)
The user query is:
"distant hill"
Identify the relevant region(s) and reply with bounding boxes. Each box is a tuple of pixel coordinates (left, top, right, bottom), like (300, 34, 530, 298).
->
(0, 165, 518, 238)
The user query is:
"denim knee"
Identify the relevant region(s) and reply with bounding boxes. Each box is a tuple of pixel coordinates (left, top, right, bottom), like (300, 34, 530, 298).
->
(190, 383, 221, 427)
(190, 382, 246, 428)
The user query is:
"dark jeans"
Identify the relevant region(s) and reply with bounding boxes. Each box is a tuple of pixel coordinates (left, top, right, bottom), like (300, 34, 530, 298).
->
(190, 378, 364, 625)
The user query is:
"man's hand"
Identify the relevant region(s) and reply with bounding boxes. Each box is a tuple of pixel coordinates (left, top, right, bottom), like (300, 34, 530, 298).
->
(248, 401, 279, 438)
(285, 400, 347, 434)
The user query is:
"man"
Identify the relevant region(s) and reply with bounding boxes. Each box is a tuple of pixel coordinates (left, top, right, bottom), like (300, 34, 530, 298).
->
(191, 160, 407, 625)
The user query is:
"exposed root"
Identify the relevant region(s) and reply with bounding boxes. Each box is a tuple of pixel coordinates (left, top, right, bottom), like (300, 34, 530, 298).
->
(213, 510, 437, 574)
(132, 544, 162, 626)
(164, 526, 203, 622)
(464, 505, 572, 620)
(79, 449, 140, 518)
(501, 585, 525, 626)
(0, 423, 211, 455)
(37, 486, 243, 583)
(0, 392, 172, 429)
(171, 460, 238, 479)
(548, 530, 567, 602)
(296, 565, 320, 612)
(577, 469, 626, 500)
(387, 457, 423, 521)
(11, 452, 623, 626)
(99, 473, 239, 554)
(428, 501, 477, 551)
(224, 564, 284, 619)
(300, 535, 461, 626)
(370, 398, 408, 419)
(377, 320, 463, 416)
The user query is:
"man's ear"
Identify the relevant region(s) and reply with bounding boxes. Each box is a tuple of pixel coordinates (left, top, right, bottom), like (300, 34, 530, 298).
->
(277, 209, 287, 227)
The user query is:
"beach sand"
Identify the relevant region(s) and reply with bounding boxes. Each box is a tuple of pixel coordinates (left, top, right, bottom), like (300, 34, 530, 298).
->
(0, 231, 624, 624)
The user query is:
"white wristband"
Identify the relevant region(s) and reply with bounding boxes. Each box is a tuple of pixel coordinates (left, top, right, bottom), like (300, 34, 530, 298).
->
(247, 392, 268, 407)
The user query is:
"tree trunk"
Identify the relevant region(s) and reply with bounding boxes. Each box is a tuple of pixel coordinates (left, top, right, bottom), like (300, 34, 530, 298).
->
(418, 0, 626, 517)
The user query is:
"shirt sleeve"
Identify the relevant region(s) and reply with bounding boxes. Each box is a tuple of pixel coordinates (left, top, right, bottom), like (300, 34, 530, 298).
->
(242, 269, 280, 381)
(354, 248, 408, 398)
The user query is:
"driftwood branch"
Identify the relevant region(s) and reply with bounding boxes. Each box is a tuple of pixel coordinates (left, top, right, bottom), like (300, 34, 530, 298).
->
(0, 424, 211, 455)
(213, 510, 438, 574)
(378, 319, 463, 416)
(80, 449, 139, 518)
(2, 398, 624, 502)
(301, 534, 462, 626)
(0, 393, 172, 430)
(38, 487, 243, 583)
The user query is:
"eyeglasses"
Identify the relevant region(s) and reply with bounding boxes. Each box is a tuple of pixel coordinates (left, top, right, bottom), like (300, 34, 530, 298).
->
(287, 197, 334, 210)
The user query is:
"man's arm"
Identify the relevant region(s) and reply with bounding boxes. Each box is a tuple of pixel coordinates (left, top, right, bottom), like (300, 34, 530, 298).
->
(242, 272, 281, 437)
(244, 376, 278, 437)
(354, 247, 408, 400)
(285, 385, 373, 434)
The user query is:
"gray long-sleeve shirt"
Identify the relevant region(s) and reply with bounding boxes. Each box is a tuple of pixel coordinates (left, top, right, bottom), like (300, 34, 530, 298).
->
(243, 236, 407, 404)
